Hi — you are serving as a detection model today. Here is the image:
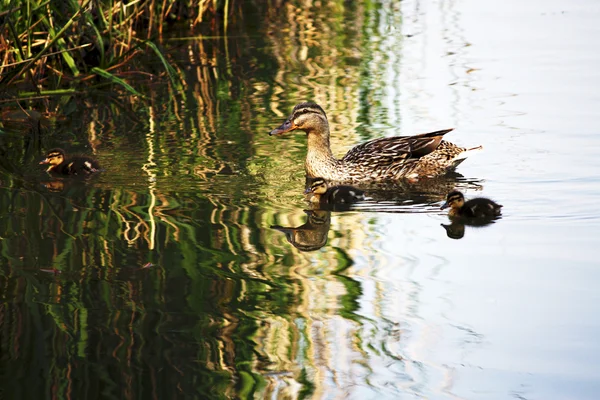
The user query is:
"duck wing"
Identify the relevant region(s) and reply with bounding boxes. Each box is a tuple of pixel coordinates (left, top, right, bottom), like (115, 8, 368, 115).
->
(464, 198, 503, 218)
(342, 129, 453, 166)
(64, 156, 101, 175)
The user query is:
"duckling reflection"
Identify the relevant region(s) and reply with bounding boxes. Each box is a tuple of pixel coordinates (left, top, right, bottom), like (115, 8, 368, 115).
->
(305, 177, 365, 210)
(271, 210, 331, 252)
(41, 179, 66, 192)
(441, 218, 499, 239)
(441, 222, 466, 239)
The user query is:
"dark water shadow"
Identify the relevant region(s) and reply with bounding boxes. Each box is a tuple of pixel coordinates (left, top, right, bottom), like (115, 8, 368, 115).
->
(356, 172, 482, 201)
(273, 173, 492, 251)
(308, 172, 485, 213)
(441, 217, 502, 240)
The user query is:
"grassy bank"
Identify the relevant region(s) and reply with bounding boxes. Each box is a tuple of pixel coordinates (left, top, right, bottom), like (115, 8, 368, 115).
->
(0, 0, 234, 102)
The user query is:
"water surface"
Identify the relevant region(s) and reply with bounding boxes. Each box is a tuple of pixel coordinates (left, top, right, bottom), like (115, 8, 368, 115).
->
(1, 0, 599, 399)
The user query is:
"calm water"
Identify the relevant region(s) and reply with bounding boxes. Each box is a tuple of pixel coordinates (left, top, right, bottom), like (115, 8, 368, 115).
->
(1, 0, 600, 399)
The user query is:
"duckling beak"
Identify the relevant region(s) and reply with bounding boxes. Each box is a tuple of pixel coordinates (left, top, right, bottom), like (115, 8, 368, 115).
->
(39, 158, 49, 165)
(304, 187, 313, 194)
(440, 201, 450, 210)
(269, 120, 295, 136)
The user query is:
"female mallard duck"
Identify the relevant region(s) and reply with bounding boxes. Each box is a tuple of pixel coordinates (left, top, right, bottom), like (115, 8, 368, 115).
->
(269, 102, 481, 183)
(441, 190, 502, 218)
(305, 177, 365, 205)
(39, 148, 100, 175)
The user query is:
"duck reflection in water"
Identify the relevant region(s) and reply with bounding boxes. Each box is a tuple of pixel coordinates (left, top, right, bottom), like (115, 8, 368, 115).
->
(271, 178, 365, 251)
(41, 179, 66, 192)
(440, 190, 503, 239)
(271, 210, 331, 252)
(441, 219, 500, 239)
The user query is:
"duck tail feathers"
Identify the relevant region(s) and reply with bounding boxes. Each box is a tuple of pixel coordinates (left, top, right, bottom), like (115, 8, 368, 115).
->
(454, 145, 483, 161)
(447, 145, 482, 169)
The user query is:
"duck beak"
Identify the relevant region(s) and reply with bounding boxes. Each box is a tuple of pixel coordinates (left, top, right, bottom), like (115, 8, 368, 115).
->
(269, 119, 295, 136)
(39, 158, 49, 165)
(304, 187, 312, 194)
(440, 201, 450, 210)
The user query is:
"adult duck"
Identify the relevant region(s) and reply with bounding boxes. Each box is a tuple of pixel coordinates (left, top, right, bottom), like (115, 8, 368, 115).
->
(269, 102, 481, 182)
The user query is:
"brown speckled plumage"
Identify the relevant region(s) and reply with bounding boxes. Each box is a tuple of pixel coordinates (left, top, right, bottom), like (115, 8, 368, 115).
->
(269, 102, 481, 183)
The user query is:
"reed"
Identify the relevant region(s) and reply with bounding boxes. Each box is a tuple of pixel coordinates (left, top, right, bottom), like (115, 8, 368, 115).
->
(0, 0, 234, 100)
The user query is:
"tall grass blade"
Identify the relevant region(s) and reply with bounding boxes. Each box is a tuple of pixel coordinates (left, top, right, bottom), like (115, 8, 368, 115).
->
(91, 67, 145, 98)
(140, 40, 180, 87)
(7, 0, 91, 85)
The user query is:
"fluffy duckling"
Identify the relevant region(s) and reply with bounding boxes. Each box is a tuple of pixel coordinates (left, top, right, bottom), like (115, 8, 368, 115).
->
(39, 148, 100, 175)
(441, 190, 502, 218)
(305, 177, 365, 205)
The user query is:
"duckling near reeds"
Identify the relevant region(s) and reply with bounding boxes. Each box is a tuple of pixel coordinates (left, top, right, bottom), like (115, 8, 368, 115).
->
(305, 177, 365, 205)
(39, 148, 100, 175)
(441, 190, 502, 219)
(269, 102, 482, 182)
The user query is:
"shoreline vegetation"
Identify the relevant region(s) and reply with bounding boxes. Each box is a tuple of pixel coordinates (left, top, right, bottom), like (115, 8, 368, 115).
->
(0, 0, 235, 105)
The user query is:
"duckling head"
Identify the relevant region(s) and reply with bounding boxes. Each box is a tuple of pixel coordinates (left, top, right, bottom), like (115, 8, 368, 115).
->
(269, 102, 329, 136)
(307, 178, 328, 194)
(304, 177, 328, 203)
(441, 190, 465, 210)
(39, 148, 65, 171)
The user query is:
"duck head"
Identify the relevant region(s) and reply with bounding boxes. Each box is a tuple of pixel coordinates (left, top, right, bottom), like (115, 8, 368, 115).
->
(39, 148, 65, 171)
(304, 177, 328, 195)
(269, 102, 329, 136)
(441, 190, 465, 210)
(304, 177, 328, 203)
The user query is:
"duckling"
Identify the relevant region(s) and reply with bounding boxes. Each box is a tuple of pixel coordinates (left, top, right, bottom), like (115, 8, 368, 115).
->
(441, 190, 502, 218)
(39, 148, 100, 175)
(269, 102, 482, 182)
(305, 177, 365, 205)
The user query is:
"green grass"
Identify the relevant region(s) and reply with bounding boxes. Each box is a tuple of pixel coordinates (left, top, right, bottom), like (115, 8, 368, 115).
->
(0, 0, 234, 102)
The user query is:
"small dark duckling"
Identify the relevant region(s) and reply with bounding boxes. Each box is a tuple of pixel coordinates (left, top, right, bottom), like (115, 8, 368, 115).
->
(305, 177, 365, 204)
(441, 190, 502, 218)
(39, 148, 100, 175)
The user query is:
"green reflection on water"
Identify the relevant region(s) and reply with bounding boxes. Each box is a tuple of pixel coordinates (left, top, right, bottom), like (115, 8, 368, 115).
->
(0, 1, 475, 398)
(0, 176, 310, 398)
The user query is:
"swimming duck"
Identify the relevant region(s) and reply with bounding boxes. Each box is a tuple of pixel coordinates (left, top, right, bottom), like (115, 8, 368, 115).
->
(441, 190, 502, 218)
(269, 102, 481, 182)
(39, 148, 100, 175)
(305, 177, 365, 205)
